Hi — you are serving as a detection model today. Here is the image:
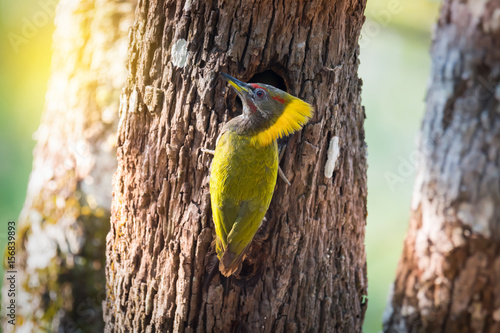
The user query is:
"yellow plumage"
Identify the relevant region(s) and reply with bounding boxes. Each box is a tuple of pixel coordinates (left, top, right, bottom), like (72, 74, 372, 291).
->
(210, 132, 278, 276)
(251, 97, 314, 147)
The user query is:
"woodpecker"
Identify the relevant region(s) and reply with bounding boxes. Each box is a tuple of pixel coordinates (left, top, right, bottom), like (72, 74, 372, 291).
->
(209, 73, 313, 276)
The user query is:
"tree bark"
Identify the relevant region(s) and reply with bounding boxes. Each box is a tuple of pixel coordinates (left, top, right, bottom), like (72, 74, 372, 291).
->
(384, 1, 500, 332)
(1, 0, 135, 331)
(104, 0, 368, 332)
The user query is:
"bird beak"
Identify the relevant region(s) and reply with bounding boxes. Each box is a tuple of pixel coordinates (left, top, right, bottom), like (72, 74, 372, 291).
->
(221, 73, 252, 99)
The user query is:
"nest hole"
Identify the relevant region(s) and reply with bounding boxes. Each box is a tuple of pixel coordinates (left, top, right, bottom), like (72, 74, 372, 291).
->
(249, 69, 287, 92)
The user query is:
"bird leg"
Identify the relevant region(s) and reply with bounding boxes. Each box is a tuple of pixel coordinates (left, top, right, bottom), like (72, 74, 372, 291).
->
(278, 144, 291, 186)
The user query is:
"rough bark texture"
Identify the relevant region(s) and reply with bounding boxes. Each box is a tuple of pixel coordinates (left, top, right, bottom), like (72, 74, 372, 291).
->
(104, 0, 368, 332)
(384, 1, 500, 332)
(0, 0, 135, 331)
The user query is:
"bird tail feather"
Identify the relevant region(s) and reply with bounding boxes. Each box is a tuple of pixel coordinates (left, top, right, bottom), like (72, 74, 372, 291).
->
(216, 237, 249, 276)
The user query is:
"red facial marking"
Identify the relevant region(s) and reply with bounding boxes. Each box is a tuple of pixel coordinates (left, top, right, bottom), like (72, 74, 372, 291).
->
(248, 101, 257, 113)
(272, 95, 287, 104)
(250, 83, 263, 89)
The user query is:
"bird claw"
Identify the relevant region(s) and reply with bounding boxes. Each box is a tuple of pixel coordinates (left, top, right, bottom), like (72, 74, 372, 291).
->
(278, 166, 291, 186)
(278, 144, 291, 186)
(279, 143, 287, 162)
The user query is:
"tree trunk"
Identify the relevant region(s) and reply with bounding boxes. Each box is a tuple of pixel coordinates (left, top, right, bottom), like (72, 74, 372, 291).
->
(1, 0, 135, 331)
(384, 1, 500, 332)
(104, 0, 368, 332)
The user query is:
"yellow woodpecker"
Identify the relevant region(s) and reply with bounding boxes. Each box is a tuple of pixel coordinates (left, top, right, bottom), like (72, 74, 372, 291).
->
(210, 73, 313, 276)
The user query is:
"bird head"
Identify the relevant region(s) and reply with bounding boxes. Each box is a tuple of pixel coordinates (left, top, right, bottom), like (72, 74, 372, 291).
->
(222, 73, 313, 146)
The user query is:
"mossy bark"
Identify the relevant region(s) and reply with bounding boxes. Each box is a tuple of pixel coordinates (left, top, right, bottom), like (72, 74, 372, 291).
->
(104, 0, 368, 331)
(1, 0, 136, 331)
(384, 1, 500, 332)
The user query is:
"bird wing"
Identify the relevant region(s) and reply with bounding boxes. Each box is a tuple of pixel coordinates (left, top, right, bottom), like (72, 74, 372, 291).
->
(209, 130, 278, 275)
(211, 163, 269, 257)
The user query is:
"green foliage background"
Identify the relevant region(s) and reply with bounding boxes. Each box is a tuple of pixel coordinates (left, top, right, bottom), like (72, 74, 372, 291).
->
(0, 0, 440, 331)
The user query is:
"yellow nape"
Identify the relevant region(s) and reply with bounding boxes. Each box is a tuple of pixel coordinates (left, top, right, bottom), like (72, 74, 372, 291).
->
(251, 97, 314, 146)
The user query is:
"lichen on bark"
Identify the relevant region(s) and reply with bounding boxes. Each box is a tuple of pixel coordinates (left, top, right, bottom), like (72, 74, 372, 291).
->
(1, 0, 136, 331)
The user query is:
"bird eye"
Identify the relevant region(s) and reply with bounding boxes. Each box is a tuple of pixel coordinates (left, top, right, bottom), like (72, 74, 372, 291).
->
(255, 89, 265, 98)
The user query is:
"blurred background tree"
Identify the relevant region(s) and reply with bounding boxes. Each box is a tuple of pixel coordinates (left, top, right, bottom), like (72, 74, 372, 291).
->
(0, 0, 440, 331)
(384, 0, 500, 331)
(1, 0, 135, 331)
